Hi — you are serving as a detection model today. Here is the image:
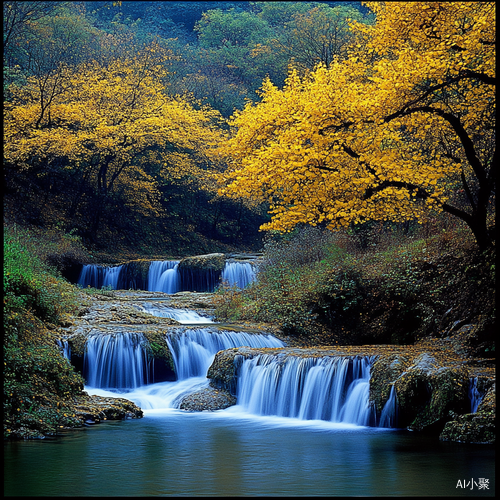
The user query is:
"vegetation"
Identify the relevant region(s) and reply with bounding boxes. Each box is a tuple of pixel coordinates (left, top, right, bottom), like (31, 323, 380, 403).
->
(217, 2, 495, 250)
(3, 225, 86, 439)
(214, 220, 495, 354)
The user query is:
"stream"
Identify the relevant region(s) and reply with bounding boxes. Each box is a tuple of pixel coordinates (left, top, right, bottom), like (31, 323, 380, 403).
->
(4, 274, 495, 497)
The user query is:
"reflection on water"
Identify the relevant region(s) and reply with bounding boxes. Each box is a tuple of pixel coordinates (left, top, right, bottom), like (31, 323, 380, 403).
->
(4, 409, 495, 497)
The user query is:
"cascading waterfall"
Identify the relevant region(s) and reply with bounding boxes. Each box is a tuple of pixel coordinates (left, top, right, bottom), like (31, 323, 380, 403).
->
(221, 261, 256, 288)
(378, 385, 398, 428)
(57, 339, 71, 360)
(147, 261, 180, 293)
(468, 377, 484, 413)
(77, 260, 257, 292)
(78, 264, 123, 289)
(234, 354, 392, 427)
(80, 314, 397, 426)
(82, 326, 285, 410)
(166, 328, 285, 380)
(84, 332, 152, 389)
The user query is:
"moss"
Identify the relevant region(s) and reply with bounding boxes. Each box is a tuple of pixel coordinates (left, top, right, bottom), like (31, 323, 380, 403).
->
(440, 384, 496, 445)
(143, 331, 175, 373)
(178, 253, 226, 272)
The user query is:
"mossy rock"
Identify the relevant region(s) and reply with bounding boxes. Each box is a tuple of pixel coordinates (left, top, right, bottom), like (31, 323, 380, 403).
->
(178, 253, 226, 272)
(440, 383, 496, 444)
(369, 353, 409, 413)
(73, 393, 143, 424)
(390, 353, 470, 431)
(143, 331, 175, 373)
(207, 347, 246, 394)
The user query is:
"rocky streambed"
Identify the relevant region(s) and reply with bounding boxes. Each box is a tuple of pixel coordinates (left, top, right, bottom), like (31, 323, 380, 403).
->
(57, 289, 495, 444)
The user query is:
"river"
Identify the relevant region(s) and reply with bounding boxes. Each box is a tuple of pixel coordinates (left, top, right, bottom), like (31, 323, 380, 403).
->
(4, 407, 495, 496)
(4, 277, 495, 497)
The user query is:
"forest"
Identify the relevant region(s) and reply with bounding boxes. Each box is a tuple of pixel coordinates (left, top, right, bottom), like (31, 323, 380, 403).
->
(3, 0, 496, 460)
(4, 0, 374, 255)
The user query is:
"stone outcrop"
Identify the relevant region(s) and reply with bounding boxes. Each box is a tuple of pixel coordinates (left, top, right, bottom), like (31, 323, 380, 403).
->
(178, 387, 236, 412)
(73, 393, 143, 424)
(178, 253, 226, 272)
(370, 352, 471, 432)
(439, 382, 495, 444)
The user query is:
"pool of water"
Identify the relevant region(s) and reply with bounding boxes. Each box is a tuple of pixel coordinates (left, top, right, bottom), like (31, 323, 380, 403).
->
(4, 407, 495, 497)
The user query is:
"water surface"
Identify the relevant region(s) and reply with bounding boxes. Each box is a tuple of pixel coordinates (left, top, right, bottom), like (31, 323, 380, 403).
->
(4, 408, 495, 497)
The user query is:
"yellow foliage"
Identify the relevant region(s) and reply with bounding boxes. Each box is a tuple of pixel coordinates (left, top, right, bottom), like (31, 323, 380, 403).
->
(4, 46, 227, 219)
(215, 2, 495, 239)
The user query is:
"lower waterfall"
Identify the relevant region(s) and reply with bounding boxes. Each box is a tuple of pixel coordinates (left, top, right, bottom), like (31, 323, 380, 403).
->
(82, 327, 397, 427)
(234, 354, 378, 426)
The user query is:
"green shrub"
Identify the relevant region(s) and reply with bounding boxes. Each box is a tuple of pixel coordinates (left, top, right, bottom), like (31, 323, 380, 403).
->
(3, 224, 85, 439)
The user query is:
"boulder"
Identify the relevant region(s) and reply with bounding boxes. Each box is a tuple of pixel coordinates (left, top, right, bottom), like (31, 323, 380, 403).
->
(440, 383, 495, 444)
(178, 387, 236, 411)
(178, 253, 226, 272)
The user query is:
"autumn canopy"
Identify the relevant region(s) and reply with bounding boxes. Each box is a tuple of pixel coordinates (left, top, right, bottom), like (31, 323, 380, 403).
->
(216, 2, 495, 249)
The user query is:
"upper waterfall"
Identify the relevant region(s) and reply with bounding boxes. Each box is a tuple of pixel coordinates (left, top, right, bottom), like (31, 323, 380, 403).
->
(77, 259, 257, 293)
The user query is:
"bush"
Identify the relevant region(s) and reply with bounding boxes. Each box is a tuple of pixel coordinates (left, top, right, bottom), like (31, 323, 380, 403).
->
(3, 224, 85, 439)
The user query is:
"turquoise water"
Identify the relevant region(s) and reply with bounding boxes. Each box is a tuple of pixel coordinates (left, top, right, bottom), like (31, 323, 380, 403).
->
(4, 408, 495, 497)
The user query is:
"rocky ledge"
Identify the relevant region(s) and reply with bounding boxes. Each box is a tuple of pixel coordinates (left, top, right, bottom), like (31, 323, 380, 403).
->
(206, 342, 495, 444)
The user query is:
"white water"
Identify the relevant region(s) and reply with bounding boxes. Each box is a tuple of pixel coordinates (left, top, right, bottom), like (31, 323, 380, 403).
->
(379, 385, 398, 427)
(84, 332, 151, 389)
(78, 264, 123, 289)
(147, 261, 180, 293)
(78, 260, 257, 292)
(84, 327, 285, 410)
(166, 328, 285, 380)
(235, 354, 377, 426)
(139, 303, 214, 323)
(83, 326, 397, 427)
(468, 377, 485, 413)
(221, 261, 256, 288)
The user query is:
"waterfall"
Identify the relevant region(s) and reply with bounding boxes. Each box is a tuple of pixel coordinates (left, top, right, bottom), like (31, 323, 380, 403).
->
(57, 339, 71, 360)
(78, 260, 257, 292)
(84, 332, 152, 389)
(234, 354, 382, 426)
(78, 264, 123, 289)
(221, 261, 256, 288)
(468, 377, 484, 413)
(147, 261, 180, 293)
(379, 385, 398, 428)
(166, 328, 285, 380)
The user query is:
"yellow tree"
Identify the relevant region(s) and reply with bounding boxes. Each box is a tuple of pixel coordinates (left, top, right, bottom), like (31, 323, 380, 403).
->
(216, 2, 495, 250)
(4, 42, 226, 238)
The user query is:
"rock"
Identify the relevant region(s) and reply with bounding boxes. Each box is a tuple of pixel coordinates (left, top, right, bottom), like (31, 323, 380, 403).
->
(178, 387, 236, 411)
(73, 393, 143, 424)
(178, 253, 226, 272)
(440, 383, 495, 444)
